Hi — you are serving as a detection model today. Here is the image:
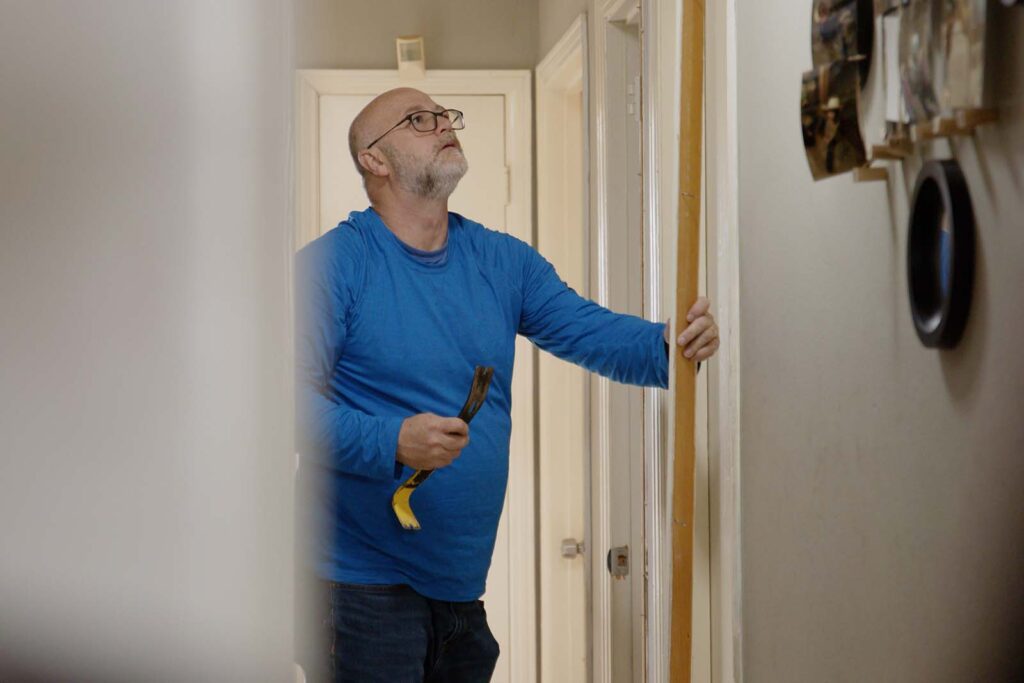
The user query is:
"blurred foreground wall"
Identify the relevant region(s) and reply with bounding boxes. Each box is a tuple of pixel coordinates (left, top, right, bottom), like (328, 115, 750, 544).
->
(0, 2, 296, 680)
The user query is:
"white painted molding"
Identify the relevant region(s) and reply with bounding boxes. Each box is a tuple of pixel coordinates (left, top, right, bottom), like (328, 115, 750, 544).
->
(704, 0, 744, 679)
(589, 3, 617, 681)
(295, 75, 320, 251)
(292, 68, 537, 681)
(536, 15, 589, 683)
(606, 0, 641, 23)
(641, 0, 675, 678)
(645, 0, 734, 681)
(537, 16, 586, 89)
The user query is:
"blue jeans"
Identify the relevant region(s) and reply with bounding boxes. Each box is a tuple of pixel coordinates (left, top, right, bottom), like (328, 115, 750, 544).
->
(303, 579, 500, 683)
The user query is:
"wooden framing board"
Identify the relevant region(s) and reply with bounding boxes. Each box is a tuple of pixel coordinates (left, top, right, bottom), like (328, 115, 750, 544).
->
(670, 0, 706, 681)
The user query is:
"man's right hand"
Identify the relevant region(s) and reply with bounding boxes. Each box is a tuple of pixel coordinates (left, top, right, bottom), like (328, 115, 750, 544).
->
(396, 413, 470, 470)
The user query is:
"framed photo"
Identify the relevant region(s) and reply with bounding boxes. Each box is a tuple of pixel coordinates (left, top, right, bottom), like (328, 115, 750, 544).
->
(874, 0, 905, 15)
(883, 11, 910, 123)
(899, 0, 942, 121)
(801, 60, 868, 180)
(900, 0, 988, 120)
(812, 0, 874, 81)
(940, 0, 987, 111)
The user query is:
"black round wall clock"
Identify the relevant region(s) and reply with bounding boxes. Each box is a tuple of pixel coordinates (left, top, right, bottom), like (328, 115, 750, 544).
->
(907, 159, 975, 349)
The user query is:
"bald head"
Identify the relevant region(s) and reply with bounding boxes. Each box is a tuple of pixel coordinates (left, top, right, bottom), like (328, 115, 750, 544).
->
(348, 87, 440, 176)
(346, 87, 468, 202)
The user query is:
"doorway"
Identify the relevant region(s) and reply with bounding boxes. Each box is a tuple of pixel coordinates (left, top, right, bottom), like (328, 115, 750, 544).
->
(294, 69, 534, 683)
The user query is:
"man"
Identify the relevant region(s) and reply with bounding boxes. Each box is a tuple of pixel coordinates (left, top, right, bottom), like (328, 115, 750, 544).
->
(295, 87, 719, 682)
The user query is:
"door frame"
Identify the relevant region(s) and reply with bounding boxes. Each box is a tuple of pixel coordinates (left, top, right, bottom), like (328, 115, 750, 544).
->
(293, 69, 537, 680)
(640, 0, 677, 677)
(703, 0, 744, 679)
(589, 2, 646, 680)
(638, 0, 745, 679)
(536, 15, 590, 683)
(590, 0, 740, 680)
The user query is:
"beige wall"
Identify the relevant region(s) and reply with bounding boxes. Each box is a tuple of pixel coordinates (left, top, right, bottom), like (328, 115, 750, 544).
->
(736, 1, 1024, 681)
(537, 0, 587, 60)
(295, 0, 538, 69)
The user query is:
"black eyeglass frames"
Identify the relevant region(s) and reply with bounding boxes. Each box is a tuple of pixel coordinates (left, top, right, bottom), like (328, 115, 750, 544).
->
(366, 109, 465, 149)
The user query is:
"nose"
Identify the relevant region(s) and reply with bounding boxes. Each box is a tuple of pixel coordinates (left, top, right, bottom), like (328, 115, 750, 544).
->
(435, 112, 454, 135)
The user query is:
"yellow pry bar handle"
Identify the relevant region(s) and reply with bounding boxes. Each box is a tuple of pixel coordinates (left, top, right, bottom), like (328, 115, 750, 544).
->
(391, 366, 494, 531)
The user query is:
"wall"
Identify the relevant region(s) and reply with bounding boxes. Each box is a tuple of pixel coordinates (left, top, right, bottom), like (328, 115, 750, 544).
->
(0, 2, 294, 679)
(295, 0, 538, 69)
(538, 0, 587, 60)
(736, 1, 1024, 681)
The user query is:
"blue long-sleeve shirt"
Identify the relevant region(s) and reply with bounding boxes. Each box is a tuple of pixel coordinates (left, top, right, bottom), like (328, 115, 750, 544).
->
(295, 207, 668, 601)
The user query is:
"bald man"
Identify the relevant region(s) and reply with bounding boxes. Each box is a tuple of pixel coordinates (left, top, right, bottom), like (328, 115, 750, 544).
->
(295, 88, 719, 682)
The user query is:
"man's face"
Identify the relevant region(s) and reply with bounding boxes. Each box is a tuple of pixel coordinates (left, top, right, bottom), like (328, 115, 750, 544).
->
(371, 93, 468, 199)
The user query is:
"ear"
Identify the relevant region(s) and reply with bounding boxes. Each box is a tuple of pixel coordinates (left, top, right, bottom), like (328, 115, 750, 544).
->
(357, 149, 390, 178)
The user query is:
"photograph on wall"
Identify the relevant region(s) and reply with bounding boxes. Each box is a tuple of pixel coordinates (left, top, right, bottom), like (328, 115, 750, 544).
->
(879, 10, 914, 148)
(883, 11, 910, 123)
(874, 0, 903, 16)
(812, 0, 874, 80)
(801, 60, 868, 180)
(899, 0, 942, 121)
(939, 0, 987, 110)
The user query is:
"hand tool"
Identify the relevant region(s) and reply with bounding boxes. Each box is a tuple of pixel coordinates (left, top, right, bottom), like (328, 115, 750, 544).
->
(391, 366, 494, 531)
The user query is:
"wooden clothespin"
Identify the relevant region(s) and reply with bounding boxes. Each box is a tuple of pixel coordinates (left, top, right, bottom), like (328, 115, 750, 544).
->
(871, 140, 913, 161)
(853, 165, 889, 183)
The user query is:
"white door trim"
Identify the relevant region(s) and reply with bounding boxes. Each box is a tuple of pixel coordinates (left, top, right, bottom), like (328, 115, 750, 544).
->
(640, 0, 744, 679)
(642, 0, 737, 679)
(703, 0, 744, 679)
(536, 15, 589, 683)
(293, 69, 537, 680)
(640, 0, 675, 678)
(589, 2, 646, 680)
(587, 7, 614, 678)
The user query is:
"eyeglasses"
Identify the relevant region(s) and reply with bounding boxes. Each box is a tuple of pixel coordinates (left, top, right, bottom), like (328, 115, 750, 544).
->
(366, 109, 465, 149)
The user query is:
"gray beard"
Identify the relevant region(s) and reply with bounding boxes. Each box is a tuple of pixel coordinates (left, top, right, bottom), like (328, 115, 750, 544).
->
(382, 143, 469, 200)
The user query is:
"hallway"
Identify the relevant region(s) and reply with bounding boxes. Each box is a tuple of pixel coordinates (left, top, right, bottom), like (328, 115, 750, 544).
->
(2, 1, 1023, 681)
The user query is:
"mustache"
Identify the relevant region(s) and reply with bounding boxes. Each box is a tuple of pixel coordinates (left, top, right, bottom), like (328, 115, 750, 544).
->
(436, 136, 461, 151)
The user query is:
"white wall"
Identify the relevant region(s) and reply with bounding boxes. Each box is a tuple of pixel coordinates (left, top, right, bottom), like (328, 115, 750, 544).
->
(295, 0, 538, 69)
(0, 2, 295, 679)
(735, 1, 1024, 680)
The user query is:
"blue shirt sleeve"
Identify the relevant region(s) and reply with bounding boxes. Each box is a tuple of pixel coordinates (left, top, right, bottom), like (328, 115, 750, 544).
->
(515, 240, 669, 388)
(294, 232, 405, 480)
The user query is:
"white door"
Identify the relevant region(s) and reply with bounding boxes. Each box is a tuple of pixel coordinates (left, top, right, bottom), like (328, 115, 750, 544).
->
(313, 86, 525, 683)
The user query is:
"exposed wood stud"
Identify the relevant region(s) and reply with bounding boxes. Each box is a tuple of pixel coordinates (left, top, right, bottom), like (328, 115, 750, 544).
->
(669, 0, 704, 681)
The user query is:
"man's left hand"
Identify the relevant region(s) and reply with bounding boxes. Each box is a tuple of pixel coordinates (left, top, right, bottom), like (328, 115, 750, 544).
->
(664, 296, 720, 362)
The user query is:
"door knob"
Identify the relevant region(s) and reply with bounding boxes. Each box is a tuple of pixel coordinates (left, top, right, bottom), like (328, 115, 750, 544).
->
(561, 538, 585, 558)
